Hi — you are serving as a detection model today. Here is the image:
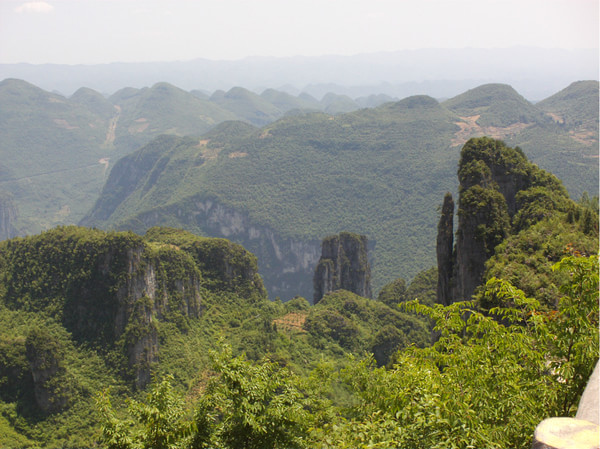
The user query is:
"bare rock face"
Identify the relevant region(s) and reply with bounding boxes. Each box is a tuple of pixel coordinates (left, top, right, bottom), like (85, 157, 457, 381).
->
(60, 242, 201, 388)
(453, 185, 509, 301)
(313, 232, 372, 303)
(436, 193, 455, 306)
(86, 244, 203, 388)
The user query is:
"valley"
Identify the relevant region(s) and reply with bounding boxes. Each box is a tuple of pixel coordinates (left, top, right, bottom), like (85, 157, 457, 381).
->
(1, 3, 598, 446)
(0, 78, 598, 299)
(0, 137, 596, 448)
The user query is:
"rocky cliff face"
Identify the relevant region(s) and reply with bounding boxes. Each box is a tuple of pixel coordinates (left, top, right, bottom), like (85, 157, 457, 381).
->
(436, 137, 564, 304)
(0, 227, 215, 388)
(59, 242, 204, 388)
(436, 193, 454, 306)
(116, 198, 321, 300)
(114, 246, 202, 388)
(313, 232, 372, 303)
(25, 328, 71, 413)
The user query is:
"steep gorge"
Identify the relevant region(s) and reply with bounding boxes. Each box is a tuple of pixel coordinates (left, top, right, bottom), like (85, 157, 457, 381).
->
(118, 197, 322, 301)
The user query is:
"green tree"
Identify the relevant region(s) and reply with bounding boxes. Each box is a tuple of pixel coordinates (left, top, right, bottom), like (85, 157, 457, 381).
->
(546, 254, 599, 413)
(97, 375, 196, 449)
(321, 254, 598, 449)
(202, 345, 316, 449)
(377, 278, 407, 307)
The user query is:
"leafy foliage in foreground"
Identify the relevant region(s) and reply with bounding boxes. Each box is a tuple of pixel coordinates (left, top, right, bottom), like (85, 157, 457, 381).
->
(98, 346, 322, 449)
(321, 255, 598, 449)
(98, 254, 598, 449)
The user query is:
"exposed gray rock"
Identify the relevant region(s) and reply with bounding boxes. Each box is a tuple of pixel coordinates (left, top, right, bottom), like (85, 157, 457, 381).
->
(121, 197, 321, 300)
(436, 192, 454, 306)
(112, 246, 202, 388)
(436, 138, 535, 304)
(313, 232, 372, 303)
(452, 186, 509, 301)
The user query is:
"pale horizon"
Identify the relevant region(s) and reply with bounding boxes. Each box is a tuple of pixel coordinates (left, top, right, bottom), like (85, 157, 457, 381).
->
(0, 0, 598, 65)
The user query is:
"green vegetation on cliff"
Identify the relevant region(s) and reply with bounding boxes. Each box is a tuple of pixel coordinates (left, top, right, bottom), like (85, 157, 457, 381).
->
(81, 96, 460, 299)
(94, 254, 598, 449)
(0, 193, 597, 447)
(0, 226, 432, 447)
(0, 79, 363, 236)
(437, 137, 598, 308)
(81, 82, 598, 301)
(0, 76, 597, 447)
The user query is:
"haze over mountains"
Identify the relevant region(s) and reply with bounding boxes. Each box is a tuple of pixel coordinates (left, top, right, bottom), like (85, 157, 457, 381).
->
(1, 48, 597, 101)
(81, 81, 598, 300)
(1, 0, 599, 444)
(0, 73, 597, 299)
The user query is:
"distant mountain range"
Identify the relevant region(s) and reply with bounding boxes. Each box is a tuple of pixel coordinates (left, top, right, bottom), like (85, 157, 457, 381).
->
(1, 48, 597, 100)
(0, 78, 397, 236)
(76, 81, 598, 300)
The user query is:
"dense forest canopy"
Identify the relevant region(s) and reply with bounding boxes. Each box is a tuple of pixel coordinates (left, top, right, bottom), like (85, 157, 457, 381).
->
(0, 136, 597, 448)
(76, 82, 598, 301)
(1, 79, 597, 302)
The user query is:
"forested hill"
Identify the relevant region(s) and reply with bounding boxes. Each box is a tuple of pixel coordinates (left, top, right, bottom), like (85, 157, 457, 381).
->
(1, 79, 598, 242)
(81, 82, 599, 300)
(436, 137, 599, 310)
(0, 79, 385, 237)
(0, 138, 597, 447)
(0, 225, 433, 447)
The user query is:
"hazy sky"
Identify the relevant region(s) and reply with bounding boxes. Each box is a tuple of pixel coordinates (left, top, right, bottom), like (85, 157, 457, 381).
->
(0, 0, 598, 64)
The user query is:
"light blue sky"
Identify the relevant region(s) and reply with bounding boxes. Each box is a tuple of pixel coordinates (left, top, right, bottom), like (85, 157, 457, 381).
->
(0, 0, 598, 64)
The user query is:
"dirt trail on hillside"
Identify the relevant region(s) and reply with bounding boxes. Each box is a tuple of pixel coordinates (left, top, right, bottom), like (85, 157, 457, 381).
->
(104, 105, 121, 147)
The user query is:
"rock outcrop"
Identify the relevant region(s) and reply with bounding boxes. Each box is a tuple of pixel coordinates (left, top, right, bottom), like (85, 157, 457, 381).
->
(436, 193, 454, 306)
(313, 232, 372, 303)
(0, 226, 264, 388)
(25, 328, 70, 413)
(112, 198, 321, 300)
